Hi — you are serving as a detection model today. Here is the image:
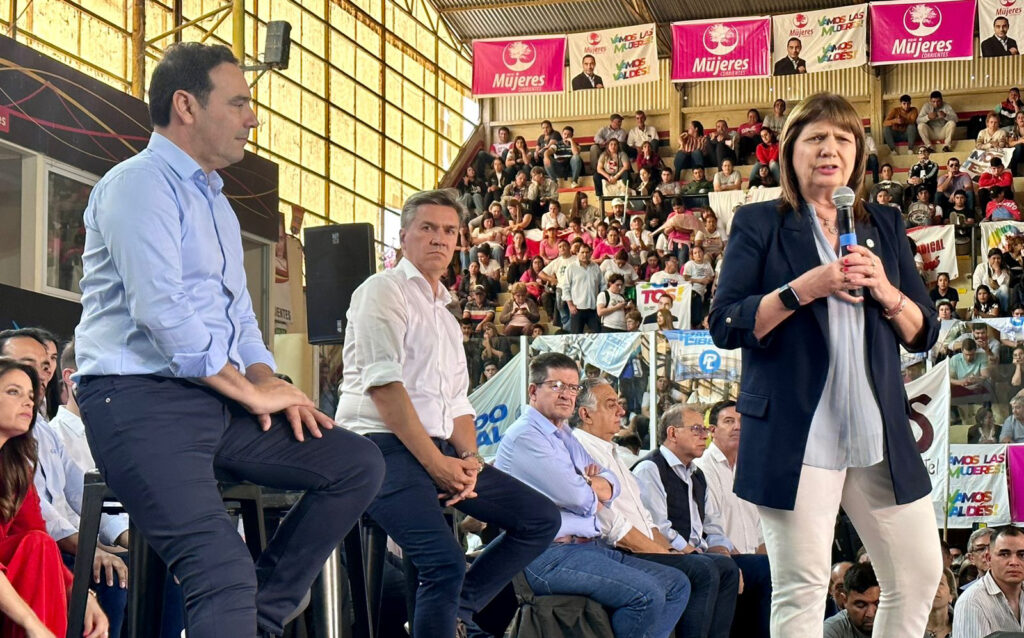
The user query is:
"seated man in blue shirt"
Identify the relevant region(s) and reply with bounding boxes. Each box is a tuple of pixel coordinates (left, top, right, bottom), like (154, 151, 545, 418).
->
(633, 405, 773, 638)
(1000, 396, 1024, 443)
(494, 352, 690, 638)
(73, 42, 385, 638)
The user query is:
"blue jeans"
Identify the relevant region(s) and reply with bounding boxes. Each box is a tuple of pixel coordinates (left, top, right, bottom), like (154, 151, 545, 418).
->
(638, 551, 738, 638)
(546, 155, 583, 181)
(673, 150, 705, 179)
(77, 375, 386, 638)
(525, 542, 690, 638)
(883, 126, 918, 152)
(365, 434, 560, 638)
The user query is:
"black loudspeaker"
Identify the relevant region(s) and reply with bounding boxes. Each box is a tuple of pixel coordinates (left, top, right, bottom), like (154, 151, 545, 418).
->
(264, 21, 291, 69)
(304, 223, 376, 344)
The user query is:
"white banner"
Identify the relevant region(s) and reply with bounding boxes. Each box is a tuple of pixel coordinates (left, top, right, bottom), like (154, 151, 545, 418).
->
(470, 351, 525, 461)
(635, 281, 692, 330)
(962, 147, 1017, 179)
(666, 330, 742, 382)
(980, 219, 1024, 252)
(531, 333, 643, 378)
(947, 444, 1010, 528)
(906, 361, 951, 525)
(568, 24, 659, 90)
(977, 0, 1024, 57)
(907, 224, 958, 284)
(771, 5, 867, 75)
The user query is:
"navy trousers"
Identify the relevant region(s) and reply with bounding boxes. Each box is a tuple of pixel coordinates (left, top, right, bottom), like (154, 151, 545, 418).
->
(77, 375, 385, 638)
(364, 434, 560, 638)
(638, 551, 739, 638)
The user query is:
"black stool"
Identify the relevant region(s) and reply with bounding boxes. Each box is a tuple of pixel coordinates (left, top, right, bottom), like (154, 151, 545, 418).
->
(70, 470, 301, 638)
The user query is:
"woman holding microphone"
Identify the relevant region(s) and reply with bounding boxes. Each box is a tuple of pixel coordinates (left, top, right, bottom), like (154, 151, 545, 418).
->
(708, 93, 941, 638)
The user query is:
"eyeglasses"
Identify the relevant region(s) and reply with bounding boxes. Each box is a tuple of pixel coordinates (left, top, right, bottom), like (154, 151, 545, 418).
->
(539, 380, 583, 395)
(971, 543, 990, 554)
(672, 424, 714, 437)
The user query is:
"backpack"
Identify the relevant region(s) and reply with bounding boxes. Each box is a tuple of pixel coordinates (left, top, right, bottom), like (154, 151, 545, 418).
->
(507, 572, 615, 638)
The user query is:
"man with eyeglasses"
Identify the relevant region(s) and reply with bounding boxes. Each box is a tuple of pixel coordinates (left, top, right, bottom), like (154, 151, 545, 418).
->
(495, 353, 690, 638)
(936, 157, 976, 213)
(634, 404, 773, 637)
(962, 528, 995, 594)
(953, 526, 1024, 636)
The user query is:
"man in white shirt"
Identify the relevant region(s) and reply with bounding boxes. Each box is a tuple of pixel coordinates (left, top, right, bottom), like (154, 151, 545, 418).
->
(597, 274, 629, 332)
(626, 110, 659, 159)
(540, 239, 576, 329)
(49, 337, 94, 472)
(336, 188, 560, 637)
(634, 405, 773, 638)
(683, 245, 715, 328)
(571, 377, 738, 638)
(651, 255, 685, 287)
(692, 401, 764, 555)
(562, 243, 606, 334)
(953, 526, 1024, 637)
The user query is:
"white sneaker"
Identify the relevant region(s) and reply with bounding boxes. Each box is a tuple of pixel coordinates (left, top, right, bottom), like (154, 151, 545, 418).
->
(570, 181, 579, 188)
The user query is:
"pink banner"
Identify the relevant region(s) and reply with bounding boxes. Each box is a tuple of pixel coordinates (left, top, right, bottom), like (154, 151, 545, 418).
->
(869, 0, 976, 65)
(472, 36, 566, 97)
(671, 17, 770, 82)
(1010, 444, 1024, 522)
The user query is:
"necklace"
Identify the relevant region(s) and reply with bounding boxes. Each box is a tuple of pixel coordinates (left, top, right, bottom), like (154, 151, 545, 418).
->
(815, 213, 838, 234)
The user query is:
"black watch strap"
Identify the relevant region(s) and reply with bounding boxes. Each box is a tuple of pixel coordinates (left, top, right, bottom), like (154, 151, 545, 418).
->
(778, 284, 801, 311)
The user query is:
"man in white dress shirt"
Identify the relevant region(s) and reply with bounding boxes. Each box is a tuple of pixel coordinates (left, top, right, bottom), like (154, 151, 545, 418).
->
(336, 188, 559, 637)
(953, 526, 1024, 637)
(693, 401, 765, 555)
(633, 404, 773, 637)
(572, 378, 738, 638)
(47, 337, 95, 472)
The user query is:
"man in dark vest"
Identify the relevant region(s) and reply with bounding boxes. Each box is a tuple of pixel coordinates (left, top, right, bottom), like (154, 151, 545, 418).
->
(633, 404, 773, 638)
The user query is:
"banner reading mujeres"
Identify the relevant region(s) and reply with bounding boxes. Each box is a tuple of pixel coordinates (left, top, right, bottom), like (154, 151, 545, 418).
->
(472, 36, 566, 97)
(869, 0, 976, 65)
(671, 16, 770, 82)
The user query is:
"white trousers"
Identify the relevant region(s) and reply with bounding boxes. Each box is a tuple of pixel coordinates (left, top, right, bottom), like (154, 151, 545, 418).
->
(758, 461, 942, 638)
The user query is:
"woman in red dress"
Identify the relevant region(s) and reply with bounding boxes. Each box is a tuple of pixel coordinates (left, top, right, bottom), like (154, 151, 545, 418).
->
(0, 358, 108, 638)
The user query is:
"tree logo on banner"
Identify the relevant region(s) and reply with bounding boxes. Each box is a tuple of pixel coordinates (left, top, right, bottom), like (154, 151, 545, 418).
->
(698, 350, 722, 374)
(1001, 0, 1017, 9)
(904, 4, 942, 37)
(588, 32, 601, 46)
(502, 42, 536, 72)
(703, 24, 740, 55)
(794, 13, 809, 28)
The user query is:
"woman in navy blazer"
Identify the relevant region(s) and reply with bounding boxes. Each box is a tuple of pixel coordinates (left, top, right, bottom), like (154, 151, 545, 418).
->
(708, 93, 942, 638)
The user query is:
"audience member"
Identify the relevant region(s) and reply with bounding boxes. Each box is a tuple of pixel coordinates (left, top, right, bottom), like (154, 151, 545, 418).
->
(494, 354, 689, 638)
(998, 87, 1023, 129)
(977, 112, 1010, 150)
(562, 244, 605, 334)
(573, 192, 602, 233)
(949, 338, 991, 398)
(485, 157, 511, 209)
(694, 210, 725, 264)
(651, 255, 685, 287)
(500, 283, 541, 337)
(973, 285, 1001, 318)
(748, 164, 779, 189)
(907, 146, 939, 202)
(540, 201, 567, 231)
(475, 126, 513, 177)
(500, 170, 530, 212)
(505, 198, 534, 234)
(683, 245, 715, 327)
(47, 338, 92, 472)
(458, 166, 486, 214)
(571, 378, 742, 638)
(868, 164, 905, 206)
(504, 136, 532, 179)
(463, 286, 496, 333)
(479, 322, 511, 371)
(953, 526, 1024, 637)
(930, 272, 960, 307)
(918, 91, 957, 152)
(571, 54, 603, 89)
(979, 157, 1014, 209)
(999, 396, 1024, 443)
(596, 275, 630, 332)
(627, 110, 659, 159)
(635, 147, 663, 190)
(470, 213, 506, 267)
(525, 166, 558, 217)
(985, 186, 1021, 221)
(974, 248, 1011, 310)
(459, 261, 498, 305)
(937, 300, 955, 320)
(543, 125, 583, 187)
(966, 528, 995, 585)
(906, 189, 942, 227)
(936, 158, 976, 212)
(601, 249, 638, 287)
(683, 167, 713, 196)
(595, 138, 632, 199)
(823, 563, 879, 638)
(675, 121, 708, 178)
(774, 38, 807, 75)
(752, 128, 780, 182)
(712, 159, 742, 192)
(659, 168, 682, 196)
(633, 405, 772, 638)
(693, 401, 764, 555)
(532, 120, 561, 165)
(591, 114, 629, 175)
(763, 99, 788, 137)
(864, 134, 880, 184)
(540, 239, 577, 328)
(925, 571, 954, 638)
(883, 94, 919, 154)
(505, 229, 531, 283)
(829, 562, 854, 616)
(1009, 112, 1024, 176)
(946, 189, 978, 225)
(969, 408, 999, 444)
(706, 120, 738, 168)
(594, 225, 629, 264)
(736, 109, 763, 163)
(626, 215, 655, 264)
(0, 357, 107, 636)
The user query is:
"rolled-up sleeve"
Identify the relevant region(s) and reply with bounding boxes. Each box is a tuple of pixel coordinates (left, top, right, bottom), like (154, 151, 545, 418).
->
(597, 506, 632, 545)
(92, 169, 225, 378)
(347, 276, 408, 390)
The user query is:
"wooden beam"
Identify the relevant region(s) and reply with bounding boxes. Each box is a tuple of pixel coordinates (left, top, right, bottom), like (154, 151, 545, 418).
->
(437, 0, 583, 15)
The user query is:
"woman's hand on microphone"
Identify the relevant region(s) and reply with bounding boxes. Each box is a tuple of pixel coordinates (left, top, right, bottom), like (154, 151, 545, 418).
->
(792, 260, 862, 304)
(841, 245, 901, 307)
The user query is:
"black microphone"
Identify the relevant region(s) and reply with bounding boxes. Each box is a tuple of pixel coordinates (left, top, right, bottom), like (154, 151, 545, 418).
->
(832, 186, 861, 298)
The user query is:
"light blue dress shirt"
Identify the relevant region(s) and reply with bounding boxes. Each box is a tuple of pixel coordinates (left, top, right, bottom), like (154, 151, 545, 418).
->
(32, 415, 129, 546)
(494, 405, 620, 539)
(75, 132, 274, 379)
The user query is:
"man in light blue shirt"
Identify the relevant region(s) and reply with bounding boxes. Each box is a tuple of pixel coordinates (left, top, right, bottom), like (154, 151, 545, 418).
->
(73, 42, 384, 638)
(495, 352, 689, 638)
(1000, 397, 1024, 443)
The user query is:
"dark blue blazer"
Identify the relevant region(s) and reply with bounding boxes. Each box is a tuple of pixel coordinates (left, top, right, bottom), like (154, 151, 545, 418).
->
(708, 200, 939, 510)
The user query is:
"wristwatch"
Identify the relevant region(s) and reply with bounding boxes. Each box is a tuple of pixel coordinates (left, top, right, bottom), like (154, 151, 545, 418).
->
(460, 450, 487, 471)
(778, 283, 802, 311)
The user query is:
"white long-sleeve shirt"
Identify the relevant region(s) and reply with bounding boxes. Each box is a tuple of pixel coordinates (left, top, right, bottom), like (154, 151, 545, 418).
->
(336, 258, 475, 438)
(692, 443, 763, 554)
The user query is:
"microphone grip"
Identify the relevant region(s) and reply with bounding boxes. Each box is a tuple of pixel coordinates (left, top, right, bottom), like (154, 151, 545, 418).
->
(837, 213, 862, 298)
